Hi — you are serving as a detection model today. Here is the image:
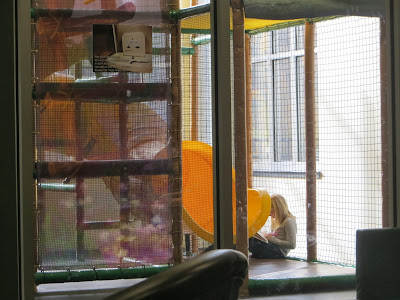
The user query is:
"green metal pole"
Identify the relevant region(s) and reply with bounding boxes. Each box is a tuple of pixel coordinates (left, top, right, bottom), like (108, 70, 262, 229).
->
(35, 266, 170, 285)
(191, 35, 211, 46)
(38, 183, 76, 192)
(170, 4, 210, 20)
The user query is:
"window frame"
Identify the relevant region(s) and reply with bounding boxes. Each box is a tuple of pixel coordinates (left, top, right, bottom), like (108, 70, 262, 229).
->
(251, 25, 316, 174)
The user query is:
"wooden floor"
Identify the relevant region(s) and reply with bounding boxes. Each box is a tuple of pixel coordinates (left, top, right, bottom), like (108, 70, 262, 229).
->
(243, 258, 356, 299)
(36, 259, 357, 299)
(242, 290, 356, 300)
(248, 258, 355, 278)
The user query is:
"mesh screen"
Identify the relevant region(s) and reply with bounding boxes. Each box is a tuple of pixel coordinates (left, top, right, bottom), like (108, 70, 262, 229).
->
(33, 0, 174, 270)
(180, 16, 382, 266)
(181, 16, 214, 253)
(251, 16, 382, 265)
(33, 0, 384, 272)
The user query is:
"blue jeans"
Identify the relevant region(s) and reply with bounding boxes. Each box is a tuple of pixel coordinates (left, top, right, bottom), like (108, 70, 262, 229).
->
(249, 237, 285, 259)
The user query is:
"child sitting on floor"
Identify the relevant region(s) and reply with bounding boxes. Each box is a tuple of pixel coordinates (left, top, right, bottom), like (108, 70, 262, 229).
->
(249, 194, 297, 259)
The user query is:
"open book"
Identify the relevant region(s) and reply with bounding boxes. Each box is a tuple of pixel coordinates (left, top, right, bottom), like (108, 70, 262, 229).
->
(253, 232, 268, 243)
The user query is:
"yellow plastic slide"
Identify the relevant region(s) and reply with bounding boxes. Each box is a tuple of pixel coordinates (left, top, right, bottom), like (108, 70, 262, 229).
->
(155, 141, 271, 243)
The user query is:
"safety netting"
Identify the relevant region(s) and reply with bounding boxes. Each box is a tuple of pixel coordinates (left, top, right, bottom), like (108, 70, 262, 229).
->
(180, 4, 383, 266)
(32, 0, 385, 277)
(32, 0, 175, 271)
(249, 16, 382, 265)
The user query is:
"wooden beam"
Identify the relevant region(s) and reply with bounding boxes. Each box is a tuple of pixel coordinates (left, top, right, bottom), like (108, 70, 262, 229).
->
(33, 82, 171, 102)
(245, 34, 253, 188)
(232, 0, 249, 297)
(35, 159, 173, 178)
(170, 0, 183, 264)
(305, 21, 317, 262)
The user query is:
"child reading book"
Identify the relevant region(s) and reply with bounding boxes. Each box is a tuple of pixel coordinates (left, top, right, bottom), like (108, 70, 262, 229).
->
(249, 194, 297, 259)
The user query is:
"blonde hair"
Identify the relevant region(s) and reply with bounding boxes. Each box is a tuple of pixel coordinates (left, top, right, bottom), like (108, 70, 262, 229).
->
(270, 194, 295, 231)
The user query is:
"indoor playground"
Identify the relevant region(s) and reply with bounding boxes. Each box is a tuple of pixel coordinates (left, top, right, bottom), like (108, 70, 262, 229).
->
(31, 0, 388, 297)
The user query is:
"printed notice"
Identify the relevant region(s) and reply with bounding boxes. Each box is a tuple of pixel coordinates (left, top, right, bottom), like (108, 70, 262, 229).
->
(93, 24, 152, 73)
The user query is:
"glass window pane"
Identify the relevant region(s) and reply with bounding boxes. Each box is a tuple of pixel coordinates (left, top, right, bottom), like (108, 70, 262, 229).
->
(273, 58, 292, 161)
(297, 56, 306, 162)
(296, 25, 305, 50)
(273, 28, 291, 53)
(252, 61, 270, 160)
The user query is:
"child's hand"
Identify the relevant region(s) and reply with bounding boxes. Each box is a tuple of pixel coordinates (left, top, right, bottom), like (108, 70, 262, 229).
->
(264, 232, 278, 239)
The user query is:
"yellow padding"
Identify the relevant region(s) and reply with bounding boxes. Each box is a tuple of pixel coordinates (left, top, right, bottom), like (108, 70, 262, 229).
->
(181, 10, 300, 31)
